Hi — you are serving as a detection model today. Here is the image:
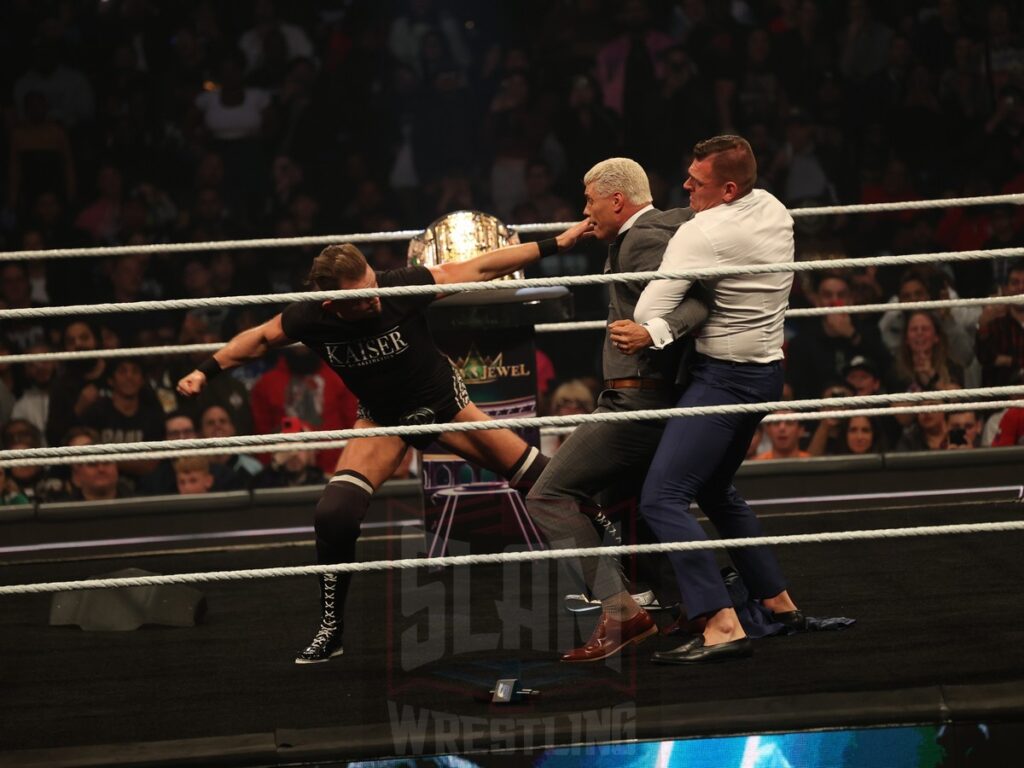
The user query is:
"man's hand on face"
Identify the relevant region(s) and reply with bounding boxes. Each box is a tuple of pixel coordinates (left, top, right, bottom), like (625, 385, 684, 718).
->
(608, 319, 652, 355)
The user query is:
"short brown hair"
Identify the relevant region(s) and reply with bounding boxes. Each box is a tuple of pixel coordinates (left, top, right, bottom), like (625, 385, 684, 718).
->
(64, 426, 100, 446)
(306, 244, 369, 290)
(692, 135, 757, 196)
(173, 456, 211, 475)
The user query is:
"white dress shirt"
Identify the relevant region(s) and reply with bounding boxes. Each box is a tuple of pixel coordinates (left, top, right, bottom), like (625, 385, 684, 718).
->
(635, 189, 794, 364)
(618, 204, 654, 236)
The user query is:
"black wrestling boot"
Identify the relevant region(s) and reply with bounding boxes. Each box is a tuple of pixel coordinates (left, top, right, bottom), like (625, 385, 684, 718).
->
(294, 574, 345, 664)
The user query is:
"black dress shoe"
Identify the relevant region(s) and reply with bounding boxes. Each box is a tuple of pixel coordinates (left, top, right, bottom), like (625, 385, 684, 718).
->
(652, 635, 753, 665)
(772, 610, 808, 631)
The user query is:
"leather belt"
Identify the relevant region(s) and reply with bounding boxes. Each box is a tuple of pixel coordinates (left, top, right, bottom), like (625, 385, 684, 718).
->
(604, 377, 669, 391)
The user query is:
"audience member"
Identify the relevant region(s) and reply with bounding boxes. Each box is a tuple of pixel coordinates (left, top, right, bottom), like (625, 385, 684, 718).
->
(976, 260, 1024, 387)
(842, 415, 885, 455)
(895, 408, 949, 452)
(992, 406, 1024, 447)
(878, 267, 980, 379)
(174, 456, 216, 495)
(0, 465, 30, 505)
(249, 347, 356, 473)
(80, 358, 165, 483)
(50, 427, 132, 502)
(1, 263, 49, 351)
(1, 420, 63, 501)
(10, 343, 56, 437)
(540, 379, 597, 455)
(946, 410, 981, 449)
(756, 413, 810, 460)
(135, 411, 237, 495)
(806, 383, 853, 457)
(251, 416, 326, 488)
(785, 271, 891, 400)
(200, 404, 262, 488)
(891, 310, 963, 392)
(46, 320, 109, 447)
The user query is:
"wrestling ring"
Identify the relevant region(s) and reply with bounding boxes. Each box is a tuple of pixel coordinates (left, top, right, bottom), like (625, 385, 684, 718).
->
(2, 193, 1024, 767)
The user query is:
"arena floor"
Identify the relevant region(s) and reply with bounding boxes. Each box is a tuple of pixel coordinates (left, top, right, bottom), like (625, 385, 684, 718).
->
(2, 493, 1024, 766)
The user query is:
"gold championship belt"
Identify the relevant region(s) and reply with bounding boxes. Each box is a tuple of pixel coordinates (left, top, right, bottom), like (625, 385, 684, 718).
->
(408, 210, 523, 281)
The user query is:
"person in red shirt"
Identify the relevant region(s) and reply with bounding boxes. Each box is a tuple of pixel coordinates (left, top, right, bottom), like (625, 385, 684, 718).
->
(993, 407, 1024, 446)
(249, 346, 357, 473)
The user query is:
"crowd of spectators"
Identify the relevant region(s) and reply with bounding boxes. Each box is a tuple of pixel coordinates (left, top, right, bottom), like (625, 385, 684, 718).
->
(2, 0, 1024, 503)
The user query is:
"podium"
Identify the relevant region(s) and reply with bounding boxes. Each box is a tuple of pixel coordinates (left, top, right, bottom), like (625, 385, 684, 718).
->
(421, 285, 572, 555)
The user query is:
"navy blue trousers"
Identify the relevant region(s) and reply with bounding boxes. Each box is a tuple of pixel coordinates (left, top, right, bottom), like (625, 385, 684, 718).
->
(640, 356, 787, 619)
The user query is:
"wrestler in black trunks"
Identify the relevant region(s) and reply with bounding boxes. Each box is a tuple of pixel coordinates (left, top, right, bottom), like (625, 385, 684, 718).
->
(177, 220, 591, 663)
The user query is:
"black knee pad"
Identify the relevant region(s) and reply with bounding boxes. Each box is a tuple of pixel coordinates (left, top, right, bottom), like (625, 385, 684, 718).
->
(314, 471, 373, 561)
(508, 446, 548, 492)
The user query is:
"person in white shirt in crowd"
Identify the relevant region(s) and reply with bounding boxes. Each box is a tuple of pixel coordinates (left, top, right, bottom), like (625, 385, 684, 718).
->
(11, 342, 56, 439)
(877, 266, 981, 387)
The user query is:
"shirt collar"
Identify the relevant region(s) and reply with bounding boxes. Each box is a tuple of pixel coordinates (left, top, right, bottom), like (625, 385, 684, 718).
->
(617, 204, 654, 236)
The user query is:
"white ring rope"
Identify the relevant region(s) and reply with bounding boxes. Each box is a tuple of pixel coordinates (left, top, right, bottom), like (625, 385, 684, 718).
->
(4, 398, 1017, 468)
(0, 399, 1015, 467)
(2, 294, 1022, 365)
(2, 385, 1022, 467)
(3, 248, 1024, 321)
(2, 519, 1022, 596)
(2, 193, 1022, 262)
(2, 398, 1019, 467)
(788, 294, 1024, 317)
(540, 399, 1024, 437)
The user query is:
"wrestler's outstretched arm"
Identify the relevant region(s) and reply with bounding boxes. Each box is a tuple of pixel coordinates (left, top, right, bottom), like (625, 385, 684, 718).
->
(176, 315, 292, 396)
(429, 220, 593, 285)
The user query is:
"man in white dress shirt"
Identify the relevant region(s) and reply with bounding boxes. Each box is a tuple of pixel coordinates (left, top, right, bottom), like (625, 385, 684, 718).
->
(612, 135, 804, 664)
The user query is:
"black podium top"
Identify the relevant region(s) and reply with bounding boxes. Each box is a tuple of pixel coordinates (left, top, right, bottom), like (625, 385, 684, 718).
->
(427, 287, 573, 330)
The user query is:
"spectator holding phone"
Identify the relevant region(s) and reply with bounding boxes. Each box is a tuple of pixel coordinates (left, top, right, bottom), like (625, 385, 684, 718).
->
(946, 410, 981, 449)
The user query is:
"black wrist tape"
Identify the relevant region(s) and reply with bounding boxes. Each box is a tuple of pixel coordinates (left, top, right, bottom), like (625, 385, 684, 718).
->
(537, 238, 559, 258)
(198, 357, 223, 380)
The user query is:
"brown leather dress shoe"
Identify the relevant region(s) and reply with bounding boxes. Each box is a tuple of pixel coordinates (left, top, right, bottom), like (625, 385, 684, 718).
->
(561, 609, 657, 662)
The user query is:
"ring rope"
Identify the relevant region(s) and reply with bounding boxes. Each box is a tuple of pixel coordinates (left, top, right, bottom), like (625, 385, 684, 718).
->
(3, 385, 1021, 465)
(2, 519, 1022, 596)
(2, 248, 1023, 321)
(540, 398, 1024, 437)
(3, 398, 1017, 468)
(2, 294, 1021, 365)
(1, 193, 1022, 263)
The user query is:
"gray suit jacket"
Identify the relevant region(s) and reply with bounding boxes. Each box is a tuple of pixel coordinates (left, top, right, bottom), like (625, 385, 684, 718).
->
(602, 207, 710, 387)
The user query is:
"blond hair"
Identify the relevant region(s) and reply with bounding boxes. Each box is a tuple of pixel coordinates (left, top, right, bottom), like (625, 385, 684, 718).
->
(583, 158, 652, 205)
(173, 456, 211, 475)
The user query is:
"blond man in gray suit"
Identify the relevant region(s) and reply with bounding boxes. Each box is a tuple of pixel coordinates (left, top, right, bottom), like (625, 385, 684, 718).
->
(527, 157, 711, 662)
